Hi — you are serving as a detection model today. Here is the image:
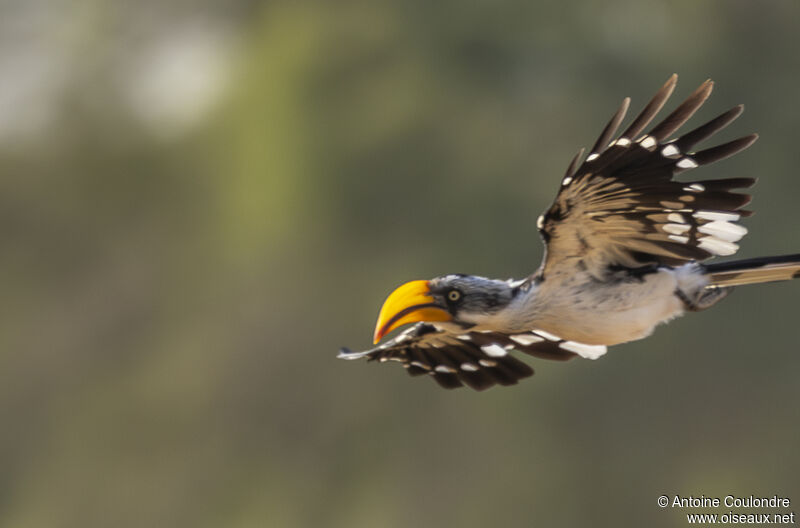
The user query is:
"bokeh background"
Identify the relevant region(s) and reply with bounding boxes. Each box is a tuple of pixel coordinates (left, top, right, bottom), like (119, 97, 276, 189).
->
(2, 1, 799, 526)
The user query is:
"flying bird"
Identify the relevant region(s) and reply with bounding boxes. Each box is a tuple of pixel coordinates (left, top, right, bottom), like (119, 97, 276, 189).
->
(338, 74, 800, 390)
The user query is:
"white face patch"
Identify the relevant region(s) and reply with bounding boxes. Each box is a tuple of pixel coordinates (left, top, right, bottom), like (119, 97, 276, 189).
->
(676, 157, 698, 169)
(559, 341, 607, 359)
(510, 334, 545, 346)
(481, 344, 507, 357)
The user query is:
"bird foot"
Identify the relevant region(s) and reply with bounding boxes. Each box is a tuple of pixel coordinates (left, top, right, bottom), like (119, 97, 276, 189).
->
(676, 286, 731, 312)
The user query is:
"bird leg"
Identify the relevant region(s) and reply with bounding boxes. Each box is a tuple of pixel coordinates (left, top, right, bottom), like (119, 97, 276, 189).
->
(675, 286, 731, 312)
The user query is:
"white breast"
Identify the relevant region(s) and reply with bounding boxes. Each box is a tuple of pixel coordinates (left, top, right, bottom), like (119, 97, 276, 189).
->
(510, 265, 705, 346)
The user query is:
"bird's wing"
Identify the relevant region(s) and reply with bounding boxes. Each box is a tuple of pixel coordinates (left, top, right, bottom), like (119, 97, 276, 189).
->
(338, 323, 606, 391)
(537, 75, 757, 279)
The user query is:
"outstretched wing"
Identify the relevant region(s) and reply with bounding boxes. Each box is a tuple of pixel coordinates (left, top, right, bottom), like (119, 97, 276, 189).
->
(537, 75, 757, 278)
(338, 323, 606, 391)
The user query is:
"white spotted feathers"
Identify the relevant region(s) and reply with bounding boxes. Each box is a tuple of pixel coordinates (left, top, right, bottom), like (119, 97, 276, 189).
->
(480, 344, 508, 357)
(539, 74, 757, 271)
(338, 324, 608, 390)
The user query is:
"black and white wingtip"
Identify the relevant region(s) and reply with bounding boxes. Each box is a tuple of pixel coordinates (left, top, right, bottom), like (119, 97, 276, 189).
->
(580, 75, 756, 170)
(338, 347, 371, 360)
(339, 325, 607, 391)
(553, 75, 758, 266)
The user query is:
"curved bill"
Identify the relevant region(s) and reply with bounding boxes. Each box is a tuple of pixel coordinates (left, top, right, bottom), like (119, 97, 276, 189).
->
(373, 280, 451, 343)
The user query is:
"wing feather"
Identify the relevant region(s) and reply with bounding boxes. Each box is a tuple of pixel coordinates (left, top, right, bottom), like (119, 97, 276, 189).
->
(619, 74, 677, 139)
(338, 324, 606, 390)
(591, 98, 630, 155)
(539, 75, 756, 276)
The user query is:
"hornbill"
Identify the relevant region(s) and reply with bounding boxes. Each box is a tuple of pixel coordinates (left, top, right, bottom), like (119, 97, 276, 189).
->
(339, 75, 800, 390)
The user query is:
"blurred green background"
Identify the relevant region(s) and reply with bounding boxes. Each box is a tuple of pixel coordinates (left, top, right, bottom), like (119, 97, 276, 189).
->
(1, 1, 799, 527)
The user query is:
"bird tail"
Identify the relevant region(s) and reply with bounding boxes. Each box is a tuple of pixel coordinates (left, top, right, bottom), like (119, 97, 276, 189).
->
(703, 253, 800, 287)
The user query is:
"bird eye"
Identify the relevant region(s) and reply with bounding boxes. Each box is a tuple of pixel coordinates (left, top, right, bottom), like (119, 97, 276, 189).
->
(447, 290, 461, 302)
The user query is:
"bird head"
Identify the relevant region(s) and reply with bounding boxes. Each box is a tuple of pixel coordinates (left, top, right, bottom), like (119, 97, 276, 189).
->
(372, 274, 518, 343)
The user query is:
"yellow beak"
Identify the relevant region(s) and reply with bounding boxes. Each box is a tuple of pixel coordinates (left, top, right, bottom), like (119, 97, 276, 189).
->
(372, 280, 452, 343)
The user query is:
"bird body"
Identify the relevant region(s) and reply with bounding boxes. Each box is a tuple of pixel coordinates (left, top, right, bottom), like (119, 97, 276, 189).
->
(513, 264, 693, 346)
(339, 75, 800, 390)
